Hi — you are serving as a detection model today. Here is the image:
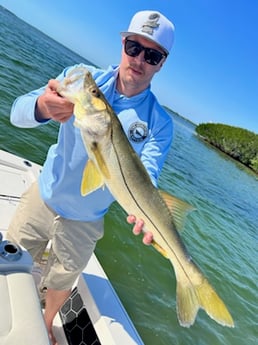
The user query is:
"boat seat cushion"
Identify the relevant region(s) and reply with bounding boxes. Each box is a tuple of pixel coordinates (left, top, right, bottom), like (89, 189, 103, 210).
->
(0, 272, 50, 345)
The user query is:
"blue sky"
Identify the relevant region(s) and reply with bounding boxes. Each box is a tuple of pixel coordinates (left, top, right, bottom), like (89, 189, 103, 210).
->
(0, 0, 257, 133)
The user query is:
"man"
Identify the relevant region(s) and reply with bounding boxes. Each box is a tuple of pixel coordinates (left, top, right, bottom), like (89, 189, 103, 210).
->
(7, 10, 175, 344)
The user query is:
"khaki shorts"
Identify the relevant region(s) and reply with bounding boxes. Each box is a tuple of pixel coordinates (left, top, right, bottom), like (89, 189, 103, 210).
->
(7, 181, 104, 290)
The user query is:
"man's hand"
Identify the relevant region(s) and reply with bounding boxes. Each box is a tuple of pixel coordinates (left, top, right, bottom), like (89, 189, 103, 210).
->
(35, 79, 74, 123)
(127, 215, 153, 245)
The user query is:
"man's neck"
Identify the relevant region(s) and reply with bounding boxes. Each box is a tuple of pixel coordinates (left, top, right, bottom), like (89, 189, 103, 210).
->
(116, 73, 149, 98)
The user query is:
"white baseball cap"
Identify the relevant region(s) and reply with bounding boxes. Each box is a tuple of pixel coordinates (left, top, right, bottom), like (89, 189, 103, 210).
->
(121, 10, 175, 55)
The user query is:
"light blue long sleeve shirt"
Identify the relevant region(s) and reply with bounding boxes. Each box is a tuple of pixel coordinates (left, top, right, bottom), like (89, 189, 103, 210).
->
(10, 64, 173, 221)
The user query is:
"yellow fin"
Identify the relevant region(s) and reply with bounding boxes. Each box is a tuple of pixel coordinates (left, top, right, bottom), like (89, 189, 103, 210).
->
(176, 281, 199, 327)
(176, 276, 234, 328)
(91, 143, 111, 179)
(159, 191, 196, 231)
(197, 278, 234, 327)
(151, 240, 169, 259)
(81, 160, 104, 196)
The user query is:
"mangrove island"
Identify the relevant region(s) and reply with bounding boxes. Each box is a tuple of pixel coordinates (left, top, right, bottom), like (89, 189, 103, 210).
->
(195, 123, 258, 174)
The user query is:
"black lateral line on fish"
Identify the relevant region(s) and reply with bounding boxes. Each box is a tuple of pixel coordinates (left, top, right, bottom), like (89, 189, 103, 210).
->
(111, 132, 193, 280)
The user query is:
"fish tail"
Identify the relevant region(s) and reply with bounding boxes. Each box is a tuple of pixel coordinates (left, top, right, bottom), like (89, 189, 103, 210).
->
(176, 272, 234, 328)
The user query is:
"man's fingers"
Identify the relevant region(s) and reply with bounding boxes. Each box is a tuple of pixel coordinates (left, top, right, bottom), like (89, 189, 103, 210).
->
(126, 215, 136, 224)
(132, 219, 144, 235)
(142, 231, 153, 245)
(47, 79, 60, 92)
(127, 215, 153, 245)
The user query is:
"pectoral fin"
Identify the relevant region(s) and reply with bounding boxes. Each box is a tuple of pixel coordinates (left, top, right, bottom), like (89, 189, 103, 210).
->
(91, 143, 111, 179)
(81, 160, 105, 196)
(159, 191, 196, 232)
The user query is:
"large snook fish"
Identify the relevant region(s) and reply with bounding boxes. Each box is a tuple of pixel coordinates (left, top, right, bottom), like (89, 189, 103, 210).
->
(57, 66, 234, 328)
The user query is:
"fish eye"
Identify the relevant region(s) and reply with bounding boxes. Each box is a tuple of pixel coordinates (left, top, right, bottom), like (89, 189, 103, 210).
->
(91, 87, 100, 98)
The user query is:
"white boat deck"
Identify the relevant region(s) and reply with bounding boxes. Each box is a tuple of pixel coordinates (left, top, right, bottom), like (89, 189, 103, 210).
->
(0, 150, 144, 345)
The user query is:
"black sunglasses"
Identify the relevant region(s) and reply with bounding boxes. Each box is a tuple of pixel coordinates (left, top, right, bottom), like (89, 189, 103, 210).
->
(124, 38, 167, 66)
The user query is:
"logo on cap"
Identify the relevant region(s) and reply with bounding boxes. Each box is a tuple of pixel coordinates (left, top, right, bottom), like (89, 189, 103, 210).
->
(141, 13, 160, 36)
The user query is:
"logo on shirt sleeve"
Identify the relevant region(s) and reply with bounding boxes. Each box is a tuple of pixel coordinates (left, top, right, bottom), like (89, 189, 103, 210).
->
(128, 122, 148, 143)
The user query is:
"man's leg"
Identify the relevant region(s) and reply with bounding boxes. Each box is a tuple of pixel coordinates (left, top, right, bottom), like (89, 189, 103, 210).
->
(42, 216, 104, 344)
(7, 181, 54, 262)
(7, 181, 104, 343)
(44, 288, 71, 345)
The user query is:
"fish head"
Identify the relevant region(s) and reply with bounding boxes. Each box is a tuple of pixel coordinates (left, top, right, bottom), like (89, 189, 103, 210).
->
(57, 67, 111, 134)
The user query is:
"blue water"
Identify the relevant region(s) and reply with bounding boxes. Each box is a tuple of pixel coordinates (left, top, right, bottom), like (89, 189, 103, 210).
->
(1, 6, 257, 344)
